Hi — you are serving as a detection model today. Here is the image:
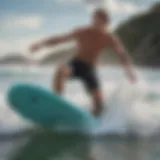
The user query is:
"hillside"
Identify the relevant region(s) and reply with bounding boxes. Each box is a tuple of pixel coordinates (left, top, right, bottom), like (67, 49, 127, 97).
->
(0, 54, 29, 65)
(39, 47, 76, 65)
(115, 3, 160, 66)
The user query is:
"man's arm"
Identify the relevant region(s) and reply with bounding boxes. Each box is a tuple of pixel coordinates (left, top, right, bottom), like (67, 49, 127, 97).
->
(30, 29, 78, 53)
(109, 34, 137, 83)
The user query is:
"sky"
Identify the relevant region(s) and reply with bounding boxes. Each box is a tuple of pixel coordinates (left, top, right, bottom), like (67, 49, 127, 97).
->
(0, 0, 158, 57)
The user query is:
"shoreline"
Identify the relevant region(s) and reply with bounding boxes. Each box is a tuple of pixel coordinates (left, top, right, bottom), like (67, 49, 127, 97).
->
(0, 64, 160, 70)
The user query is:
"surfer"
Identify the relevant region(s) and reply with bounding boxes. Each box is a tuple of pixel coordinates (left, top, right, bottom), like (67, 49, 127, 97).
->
(30, 8, 137, 116)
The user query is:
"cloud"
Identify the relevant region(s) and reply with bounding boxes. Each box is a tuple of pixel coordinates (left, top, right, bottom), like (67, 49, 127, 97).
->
(56, 0, 139, 14)
(57, 0, 81, 3)
(0, 35, 45, 56)
(1, 15, 44, 30)
(85, 0, 139, 14)
(106, 0, 139, 14)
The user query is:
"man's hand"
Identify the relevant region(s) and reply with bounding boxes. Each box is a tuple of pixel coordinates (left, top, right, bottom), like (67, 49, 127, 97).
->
(126, 66, 137, 84)
(30, 42, 44, 53)
(129, 73, 137, 83)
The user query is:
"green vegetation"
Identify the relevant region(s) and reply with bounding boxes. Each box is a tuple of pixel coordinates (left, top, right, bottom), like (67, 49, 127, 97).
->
(115, 3, 160, 66)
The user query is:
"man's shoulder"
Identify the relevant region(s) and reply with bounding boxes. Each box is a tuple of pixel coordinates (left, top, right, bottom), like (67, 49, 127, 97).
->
(104, 31, 120, 42)
(73, 25, 91, 33)
(104, 30, 114, 38)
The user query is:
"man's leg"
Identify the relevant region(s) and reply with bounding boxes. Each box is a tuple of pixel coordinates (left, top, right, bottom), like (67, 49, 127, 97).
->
(53, 64, 72, 95)
(91, 89, 104, 117)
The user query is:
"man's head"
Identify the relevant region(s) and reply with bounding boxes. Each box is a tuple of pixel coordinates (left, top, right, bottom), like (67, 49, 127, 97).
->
(92, 8, 110, 27)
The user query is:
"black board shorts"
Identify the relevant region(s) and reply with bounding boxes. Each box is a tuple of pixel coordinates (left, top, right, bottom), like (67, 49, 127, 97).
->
(68, 58, 100, 92)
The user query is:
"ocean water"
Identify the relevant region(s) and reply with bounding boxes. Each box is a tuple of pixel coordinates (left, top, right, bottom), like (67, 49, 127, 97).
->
(0, 66, 160, 160)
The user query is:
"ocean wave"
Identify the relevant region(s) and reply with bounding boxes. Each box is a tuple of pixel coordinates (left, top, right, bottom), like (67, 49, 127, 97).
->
(0, 67, 160, 138)
(96, 79, 160, 137)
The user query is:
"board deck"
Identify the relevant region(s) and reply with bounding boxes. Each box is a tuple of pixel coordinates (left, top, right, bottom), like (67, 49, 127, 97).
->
(7, 83, 97, 133)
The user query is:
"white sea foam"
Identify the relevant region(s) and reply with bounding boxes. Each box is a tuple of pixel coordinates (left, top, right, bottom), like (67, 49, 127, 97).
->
(96, 78, 160, 136)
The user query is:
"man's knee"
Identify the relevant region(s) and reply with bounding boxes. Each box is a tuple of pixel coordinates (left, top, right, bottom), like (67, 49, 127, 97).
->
(92, 89, 104, 101)
(55, 64, 71, 78)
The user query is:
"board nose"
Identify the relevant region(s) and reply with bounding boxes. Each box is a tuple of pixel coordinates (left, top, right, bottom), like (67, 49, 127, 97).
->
(7, 84, 21, 107)
(7, 84, 29, 107)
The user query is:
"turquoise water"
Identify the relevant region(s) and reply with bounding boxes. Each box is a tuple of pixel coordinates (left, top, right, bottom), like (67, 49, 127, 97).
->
(0, 66, 160, 160)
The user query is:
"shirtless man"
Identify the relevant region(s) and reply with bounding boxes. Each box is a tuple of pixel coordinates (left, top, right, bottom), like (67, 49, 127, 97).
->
(30, 8, 136, 116)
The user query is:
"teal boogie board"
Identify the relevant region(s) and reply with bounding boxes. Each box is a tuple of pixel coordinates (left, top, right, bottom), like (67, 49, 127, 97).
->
(7, 83, 98, 133)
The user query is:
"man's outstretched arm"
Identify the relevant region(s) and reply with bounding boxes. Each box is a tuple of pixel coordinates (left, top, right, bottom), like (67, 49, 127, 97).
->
(30, 30, 78, 53)
(109, 34, 137, 83)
